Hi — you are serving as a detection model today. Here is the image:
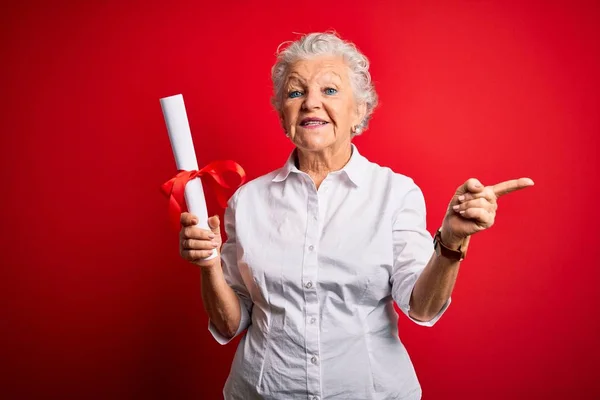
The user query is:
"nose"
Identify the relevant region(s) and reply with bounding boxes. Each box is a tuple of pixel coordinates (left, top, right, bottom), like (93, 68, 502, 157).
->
(301, 88, 322, 111)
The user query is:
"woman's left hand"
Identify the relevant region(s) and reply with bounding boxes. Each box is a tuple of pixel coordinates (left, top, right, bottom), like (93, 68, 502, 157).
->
(440, 177, 535, 248)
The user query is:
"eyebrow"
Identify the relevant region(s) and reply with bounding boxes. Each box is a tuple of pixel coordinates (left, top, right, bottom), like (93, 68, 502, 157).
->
(285, 74, 307, 86)
(316, 71, 344, 87)
(323, 71, 342, 81)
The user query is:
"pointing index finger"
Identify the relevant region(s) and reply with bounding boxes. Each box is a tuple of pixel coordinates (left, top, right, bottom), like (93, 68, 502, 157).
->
(493, 177, 535, 198)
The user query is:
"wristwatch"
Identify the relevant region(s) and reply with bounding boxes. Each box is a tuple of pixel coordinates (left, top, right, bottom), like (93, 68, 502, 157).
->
(433, 229, 468, 261)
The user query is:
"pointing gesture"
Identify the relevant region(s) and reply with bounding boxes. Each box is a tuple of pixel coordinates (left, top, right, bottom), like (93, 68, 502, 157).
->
(491, 178, 536, 198)
(440, 177, 535, 248)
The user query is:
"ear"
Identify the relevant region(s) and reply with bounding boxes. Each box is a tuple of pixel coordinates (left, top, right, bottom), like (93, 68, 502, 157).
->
(353, 102, 368, 127)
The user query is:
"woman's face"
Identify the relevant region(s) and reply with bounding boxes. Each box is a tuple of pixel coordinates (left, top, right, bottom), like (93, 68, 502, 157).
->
(280, 56, 366, 153)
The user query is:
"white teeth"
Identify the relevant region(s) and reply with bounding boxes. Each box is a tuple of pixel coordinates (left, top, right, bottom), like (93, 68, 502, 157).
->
(303, 121, 326, 126)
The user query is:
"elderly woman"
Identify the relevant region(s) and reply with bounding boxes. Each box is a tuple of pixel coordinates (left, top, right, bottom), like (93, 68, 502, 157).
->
(179, 33, 533, 400)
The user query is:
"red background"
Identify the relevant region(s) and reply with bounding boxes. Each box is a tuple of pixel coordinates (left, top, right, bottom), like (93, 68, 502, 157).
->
(1, 1, 599, 399)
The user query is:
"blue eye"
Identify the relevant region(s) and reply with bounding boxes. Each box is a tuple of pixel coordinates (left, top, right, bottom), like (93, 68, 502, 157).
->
(324, 87, 338, 95)
(288, 90, 303, 98)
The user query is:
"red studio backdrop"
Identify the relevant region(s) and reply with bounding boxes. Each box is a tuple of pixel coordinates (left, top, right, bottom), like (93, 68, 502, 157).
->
(1, 1, 599, 399)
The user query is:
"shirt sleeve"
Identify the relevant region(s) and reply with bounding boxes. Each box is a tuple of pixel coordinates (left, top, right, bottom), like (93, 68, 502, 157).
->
(390, 180, 450, 327)
(208, 187, 253, 344)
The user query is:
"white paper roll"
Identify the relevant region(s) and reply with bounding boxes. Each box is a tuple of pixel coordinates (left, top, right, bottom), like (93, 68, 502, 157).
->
(160, 94, 217, 260)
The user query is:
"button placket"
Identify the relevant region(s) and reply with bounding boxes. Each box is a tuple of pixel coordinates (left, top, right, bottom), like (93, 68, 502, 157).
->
(302, 180, 322, 398)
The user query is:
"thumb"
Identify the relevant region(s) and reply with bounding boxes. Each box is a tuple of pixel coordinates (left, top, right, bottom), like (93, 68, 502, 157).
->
(457, 178, 485, 195)
(208, 215, 221, 235)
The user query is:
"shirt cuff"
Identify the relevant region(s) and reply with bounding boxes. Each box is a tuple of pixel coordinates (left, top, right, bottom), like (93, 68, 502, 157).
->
(207, 296, 251, 345)
(407, 297, 451, 327)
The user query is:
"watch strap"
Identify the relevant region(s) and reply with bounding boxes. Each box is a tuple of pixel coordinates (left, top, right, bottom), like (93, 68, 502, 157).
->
(434, 229, 468, 261)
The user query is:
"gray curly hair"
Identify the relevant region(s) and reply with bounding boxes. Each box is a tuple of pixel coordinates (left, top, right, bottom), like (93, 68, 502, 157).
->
(270, 32, 378, 136)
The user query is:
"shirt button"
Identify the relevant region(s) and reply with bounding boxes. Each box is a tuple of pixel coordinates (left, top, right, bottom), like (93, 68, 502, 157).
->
(310, 317, 316, 324)
(313, 215, 318, 220)
(305, 281, 313, 289)
(311, 356, 318, 364)
(308, 245, 314, 251)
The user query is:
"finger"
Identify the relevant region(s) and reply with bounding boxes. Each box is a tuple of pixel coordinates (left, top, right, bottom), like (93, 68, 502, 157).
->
(207, 215, 221, 235)
(453, 198, 496, 213)
(180, 212, 199, 227)
(459, 207, 494, 225)
(181, 238, 219, 250)
(182, 249, 216, 260)
(493, 177, 535, 198)
(180, 226, 216, 240)
(457, 186, 497, 204)
(456, 178, 485, 195)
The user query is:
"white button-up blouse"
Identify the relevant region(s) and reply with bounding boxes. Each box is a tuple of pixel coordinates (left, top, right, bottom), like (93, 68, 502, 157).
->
(209, 145, 449, 400)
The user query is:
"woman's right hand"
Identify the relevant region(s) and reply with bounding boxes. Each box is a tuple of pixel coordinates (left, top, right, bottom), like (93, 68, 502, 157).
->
(179, 212, 222, 269)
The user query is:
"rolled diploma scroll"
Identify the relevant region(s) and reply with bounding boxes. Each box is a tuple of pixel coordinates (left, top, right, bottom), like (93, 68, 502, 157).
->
(160, 94, 218, 260)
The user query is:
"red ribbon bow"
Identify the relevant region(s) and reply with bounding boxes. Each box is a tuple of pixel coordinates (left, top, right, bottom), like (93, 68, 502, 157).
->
(161, 160, 247, 231)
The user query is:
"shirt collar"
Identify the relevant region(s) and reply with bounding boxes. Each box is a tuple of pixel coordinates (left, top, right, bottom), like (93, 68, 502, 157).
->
(272, 143, 367, 187)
